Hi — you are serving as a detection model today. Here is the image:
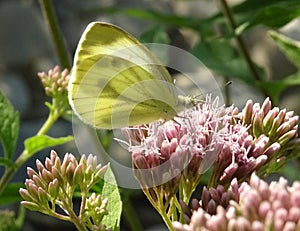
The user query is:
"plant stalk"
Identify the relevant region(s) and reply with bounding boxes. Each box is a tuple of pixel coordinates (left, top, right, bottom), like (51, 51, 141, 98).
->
(219, 0, 261, 82)
(122, 192, 144, 231)
(39, 0, 71, 69)
(0, 111, 60, 196)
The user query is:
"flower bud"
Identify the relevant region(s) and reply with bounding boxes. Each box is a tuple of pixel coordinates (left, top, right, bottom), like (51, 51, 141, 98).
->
(19, 188, 33, 201)
(37, 187, 48, 204)
(269, 109, 286, 136)
(32, 174, 45, 189)
(48, 178, 59, 198)
(45, 157, 53, 171)
(20, 201, 40, 211)
(261, 97, 271, 116)
(41, 169, 53, 183)
(27, 167, 38, 179)
(65, 162, 76, 184)
(20, 149, 109, 227)
(95, 164, 108, 180)
(242, 99, 253, 125)
(35, 159, 44, 173)
(278, 130, 297, 146)
(38, 66, 70, 99)
(263, 108, 278, 133)
(73, 164, 84, 185)
(253, 110, 264, 138)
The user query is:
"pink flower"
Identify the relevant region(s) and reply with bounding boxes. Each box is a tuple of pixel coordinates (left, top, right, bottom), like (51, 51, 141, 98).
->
(38, 65, 69, 98)
(122, 96, 300, 229)
(210, 98, 300, 187)
(122, 95, 228, 201)
(38, 65, 70, 114)
(173, 173, 300, 231)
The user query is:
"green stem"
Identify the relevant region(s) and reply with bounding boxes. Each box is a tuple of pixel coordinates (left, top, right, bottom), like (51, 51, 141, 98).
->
(79, 191, 87, 216)
(0, 110, 60, 196)
(122, 192, 144, 231)
(15, 204, 26, 229)
(68, 209, 88, 230)
(62, 196, 88, 231)
(207, 163, 222, 189)
(158, 202, 175, 231)
(219, 0, 261, 82)
(167, 197, 178, 222)
(143, 188, 175, 231)
(37, 109, 60, 136)
(39, 0, 71, 69)
(47, 210, 72, 222)
(0, 0, 72, 194)
(174, 198, 184, 223)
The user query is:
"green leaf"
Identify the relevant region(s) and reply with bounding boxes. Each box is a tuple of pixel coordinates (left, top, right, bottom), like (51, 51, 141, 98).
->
(101, 164, 122, 231)
(139, 24, 170, 65)
(233, 0, 284, 13)
(269, 30, 300, 69)
(87, 7, 206, 31)
(206, 0, 281, 32)
(0, 157, 14, 167)
(0, 91, 19, 159)
(236, 2, 300, 34)
(24, 135, 73, 156)
(256, 71, 300, 104)
(0, 182, 23, 205)
(280, 160, 300, 182)
(139, 24, 170, 44)
(192, 38, 262, 82)
(96, 129, 114, 152)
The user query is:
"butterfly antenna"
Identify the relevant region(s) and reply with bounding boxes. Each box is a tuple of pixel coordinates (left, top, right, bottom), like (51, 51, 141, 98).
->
(193, 81, 232, 101)
(224, 81, 232, 87)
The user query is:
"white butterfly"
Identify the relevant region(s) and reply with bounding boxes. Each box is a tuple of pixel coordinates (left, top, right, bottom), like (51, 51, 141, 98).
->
(68, 22, 197, 129)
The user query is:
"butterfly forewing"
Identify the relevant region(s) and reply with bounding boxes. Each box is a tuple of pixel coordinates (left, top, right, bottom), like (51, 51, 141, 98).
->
(69, 22, 179, 129)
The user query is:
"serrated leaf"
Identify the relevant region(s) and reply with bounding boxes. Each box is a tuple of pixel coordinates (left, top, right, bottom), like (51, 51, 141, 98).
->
(269, 30, 300, 69)
(0, 182, 23, 205)
(24, 135, 73, 156)
(0, 91, 19, 159)
(236, 2, 300, 34)
(101, 164, 122, 231)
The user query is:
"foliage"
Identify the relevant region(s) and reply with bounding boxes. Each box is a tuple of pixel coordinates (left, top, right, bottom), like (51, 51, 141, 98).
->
(0, 0, 300, 231)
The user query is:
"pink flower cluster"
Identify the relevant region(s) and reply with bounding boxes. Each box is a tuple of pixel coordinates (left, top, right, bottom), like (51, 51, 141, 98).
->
(38, 65, 70, 98)
(122, 96, 226, 193)
(173, 173, 300, 231)
(124, 96, 300, 192)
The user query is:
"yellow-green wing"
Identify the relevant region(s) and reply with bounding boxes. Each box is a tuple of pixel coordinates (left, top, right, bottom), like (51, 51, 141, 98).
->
(68, 22, 178, 129)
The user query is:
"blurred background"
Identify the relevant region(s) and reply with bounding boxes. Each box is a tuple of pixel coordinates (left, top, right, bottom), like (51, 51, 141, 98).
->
(0, 0, 300, 230)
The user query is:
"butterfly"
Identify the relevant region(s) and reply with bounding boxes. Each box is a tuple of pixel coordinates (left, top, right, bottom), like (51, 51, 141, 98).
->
(68, 22, 197, 129)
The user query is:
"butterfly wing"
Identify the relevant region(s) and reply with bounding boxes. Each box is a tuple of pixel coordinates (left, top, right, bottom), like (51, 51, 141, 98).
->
(68, 22, 178, 129)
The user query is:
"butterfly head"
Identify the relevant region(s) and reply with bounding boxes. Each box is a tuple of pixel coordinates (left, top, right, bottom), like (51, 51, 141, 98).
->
(177, 95, 201, 109)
